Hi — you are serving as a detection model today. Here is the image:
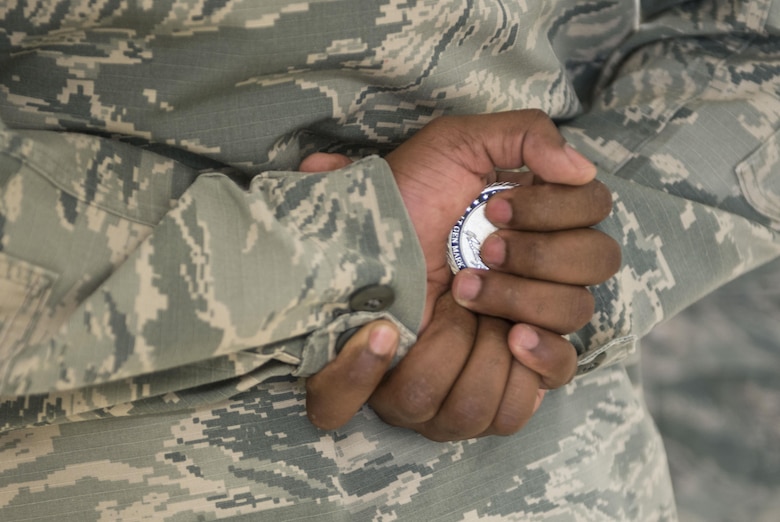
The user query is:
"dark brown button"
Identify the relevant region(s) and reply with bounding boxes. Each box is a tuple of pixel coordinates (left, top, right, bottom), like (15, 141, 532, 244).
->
(349, 285, 395, 312)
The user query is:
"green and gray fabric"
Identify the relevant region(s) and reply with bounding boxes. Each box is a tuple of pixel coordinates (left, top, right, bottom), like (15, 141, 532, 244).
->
(644, 257, 780, 522)
(0, 1, 778, 520)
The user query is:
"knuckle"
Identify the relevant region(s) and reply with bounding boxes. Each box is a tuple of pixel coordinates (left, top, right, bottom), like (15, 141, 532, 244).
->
(438, 399, 492, 439)
(306, 400, 334, 431)
(490, 411, 527, 437)
(346, 367, 379, 394)
(434, 294, 479, 336)
(524, 234, 549, 275)
(306, 409, 323, 428)
(307, 412, 336, 431)
(518, 111, 557, 166)
(521, 108, 550, 124)
(392, 380, 440, 424)
(584, 230, 622, 281)
(548, 349, 578, 388)
(531, 184, 558, 229)
(575, 290, 596, 329)
(564, 289, 595, 332)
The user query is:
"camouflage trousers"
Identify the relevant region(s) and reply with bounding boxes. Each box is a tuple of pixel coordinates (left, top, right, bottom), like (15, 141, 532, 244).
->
(1, 1, 779, 520)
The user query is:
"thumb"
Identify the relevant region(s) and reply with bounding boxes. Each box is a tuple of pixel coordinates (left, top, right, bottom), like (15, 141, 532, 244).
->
(306, 320, 399, 430)
(463, 110, 597, 186)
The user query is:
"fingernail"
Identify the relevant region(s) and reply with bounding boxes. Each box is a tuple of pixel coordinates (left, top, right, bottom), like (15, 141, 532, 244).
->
(481, 234, 506, 266)
(564, 144, 596, 174)
(511, 324, 540, 351)
(486, 197, 512, 225)
(369, 324, 397, 356)
(454, 270, 482, 302)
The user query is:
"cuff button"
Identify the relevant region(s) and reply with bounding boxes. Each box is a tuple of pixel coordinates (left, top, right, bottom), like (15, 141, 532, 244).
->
(349, 285, 395, 312)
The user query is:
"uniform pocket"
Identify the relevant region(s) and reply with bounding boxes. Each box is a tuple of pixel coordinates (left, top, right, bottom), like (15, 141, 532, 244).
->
(736, 128, 780, 231)
(0, 252, 56, 370)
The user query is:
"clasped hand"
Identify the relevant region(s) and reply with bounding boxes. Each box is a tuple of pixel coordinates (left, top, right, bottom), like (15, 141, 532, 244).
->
(302, 110, 620, 441)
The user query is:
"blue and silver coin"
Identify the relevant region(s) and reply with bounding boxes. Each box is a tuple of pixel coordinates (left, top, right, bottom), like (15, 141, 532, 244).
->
(447, 182, 518, 273)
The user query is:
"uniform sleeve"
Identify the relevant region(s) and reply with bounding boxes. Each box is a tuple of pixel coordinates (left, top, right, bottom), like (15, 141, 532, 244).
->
(564, 2, 780, 375)
(0, 121, 425, 431)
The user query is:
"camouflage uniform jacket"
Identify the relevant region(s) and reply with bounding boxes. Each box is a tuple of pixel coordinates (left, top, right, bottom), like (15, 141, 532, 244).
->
(0, 1, 778, 520)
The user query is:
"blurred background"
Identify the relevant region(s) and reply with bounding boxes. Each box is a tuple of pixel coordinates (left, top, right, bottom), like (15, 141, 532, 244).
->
(642, 258, 780, 522)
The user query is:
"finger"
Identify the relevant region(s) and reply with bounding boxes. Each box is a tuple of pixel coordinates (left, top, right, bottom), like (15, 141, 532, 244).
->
(452, 269, 595, 334)
(424, 316, 513, 440)
(480, 228, 622, 285)
(483, 360, 542, 437)
(369, 293, 477, 426)
(507, 324, 578, 389)
(306, 320, 399, 430)
(299, 152, 353, 172)
(484, 180, 613, 231)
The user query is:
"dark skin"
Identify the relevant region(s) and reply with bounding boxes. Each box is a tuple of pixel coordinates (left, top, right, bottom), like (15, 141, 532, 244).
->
(301, 110, 620, 441)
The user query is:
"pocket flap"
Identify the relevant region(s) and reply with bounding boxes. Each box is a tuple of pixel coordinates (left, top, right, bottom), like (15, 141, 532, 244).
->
(736, 128, 780, 230)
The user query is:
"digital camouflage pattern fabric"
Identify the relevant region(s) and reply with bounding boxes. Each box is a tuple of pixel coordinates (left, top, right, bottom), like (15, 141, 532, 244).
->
(0, 0, 778, 520)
